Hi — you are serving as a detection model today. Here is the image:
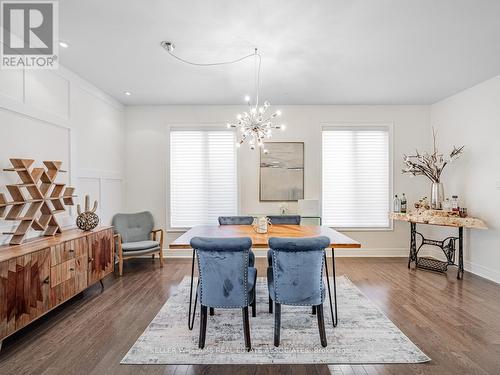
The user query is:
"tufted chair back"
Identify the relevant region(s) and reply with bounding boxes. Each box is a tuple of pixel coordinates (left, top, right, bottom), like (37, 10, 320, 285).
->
(191, 237, 252, 308)
(267, 215, 301, 225)
(112, 211, 154, 243)
(218, 216, 254, 225)
(268, 236, 330, 306)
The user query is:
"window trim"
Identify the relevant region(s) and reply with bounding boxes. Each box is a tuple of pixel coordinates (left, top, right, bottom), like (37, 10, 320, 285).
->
(320, 122, 394, 231)
(166, 124, 240, 231)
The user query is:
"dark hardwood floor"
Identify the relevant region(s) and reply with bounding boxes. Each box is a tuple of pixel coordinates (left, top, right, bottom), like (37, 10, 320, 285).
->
(1, 256, 500, 375)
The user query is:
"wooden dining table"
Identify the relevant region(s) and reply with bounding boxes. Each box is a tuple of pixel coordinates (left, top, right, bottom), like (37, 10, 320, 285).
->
(170, 224, 361, 329)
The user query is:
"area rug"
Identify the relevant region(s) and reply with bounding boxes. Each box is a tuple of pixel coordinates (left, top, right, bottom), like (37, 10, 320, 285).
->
(121, 276, 430, 365)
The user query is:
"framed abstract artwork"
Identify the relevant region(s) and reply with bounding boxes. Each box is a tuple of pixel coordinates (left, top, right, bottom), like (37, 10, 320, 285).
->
(260, 142, 304, 201)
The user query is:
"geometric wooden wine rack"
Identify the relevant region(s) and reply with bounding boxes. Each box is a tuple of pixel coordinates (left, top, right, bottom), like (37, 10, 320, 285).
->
(0, 158, 76, 245)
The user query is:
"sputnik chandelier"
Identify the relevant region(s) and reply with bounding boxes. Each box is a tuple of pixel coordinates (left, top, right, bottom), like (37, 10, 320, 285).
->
(161, 41, 285, 149)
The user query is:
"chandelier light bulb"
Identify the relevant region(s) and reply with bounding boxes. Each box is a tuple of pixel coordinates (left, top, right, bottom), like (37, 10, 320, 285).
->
(281, 124, 286, 131)
(244, 95, 251, 103)
(276, 110, 282, 116)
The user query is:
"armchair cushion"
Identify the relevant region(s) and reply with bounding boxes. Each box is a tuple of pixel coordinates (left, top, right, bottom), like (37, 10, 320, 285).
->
(121, 240, 160, 252)
(112, 211, 155, 243)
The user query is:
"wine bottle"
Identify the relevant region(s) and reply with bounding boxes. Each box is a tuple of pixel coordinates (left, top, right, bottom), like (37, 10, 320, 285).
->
(401, 193, 407, 213)
(393, 195, 401, 213)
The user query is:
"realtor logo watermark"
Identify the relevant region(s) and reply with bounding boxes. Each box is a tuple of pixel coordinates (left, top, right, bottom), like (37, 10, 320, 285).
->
(1, 1, 59, 69)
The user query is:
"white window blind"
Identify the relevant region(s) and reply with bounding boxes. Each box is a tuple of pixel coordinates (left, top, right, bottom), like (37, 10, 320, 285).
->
(322, 126, 391, 229)
(170, 129, 237, 228)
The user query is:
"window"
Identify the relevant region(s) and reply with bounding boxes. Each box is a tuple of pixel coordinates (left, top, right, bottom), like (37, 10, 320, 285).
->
(170, 129, 237, 228)
(322, 125, 391, 229)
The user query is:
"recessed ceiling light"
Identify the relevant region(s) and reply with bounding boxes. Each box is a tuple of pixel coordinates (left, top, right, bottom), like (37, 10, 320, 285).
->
(59, 41, 69, 48)
(124, 91, 132, 96)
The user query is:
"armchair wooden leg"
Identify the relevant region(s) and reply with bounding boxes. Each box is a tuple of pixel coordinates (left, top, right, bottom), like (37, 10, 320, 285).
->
(316, 304, 327, 347)
(274, 302, 281, 347)
(118, 257, 123, 276)
(312, 306, 316, 315)
(209, 307, 214, 316)
(269, 295, 273, 313)
(199, 305, 208, 349)
(242, 306, 251, 352)
(159, 249, 164, 268)
(151, 254, 155, 260)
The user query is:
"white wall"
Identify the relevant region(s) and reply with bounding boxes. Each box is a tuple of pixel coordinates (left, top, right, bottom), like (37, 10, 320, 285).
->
(0, 66, 125, 245)
(125, 105, 430, 255)
(430, 74, 500, 283)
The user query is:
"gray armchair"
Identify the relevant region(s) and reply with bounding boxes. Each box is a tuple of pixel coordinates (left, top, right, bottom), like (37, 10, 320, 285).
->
(112, 211, 164, 276)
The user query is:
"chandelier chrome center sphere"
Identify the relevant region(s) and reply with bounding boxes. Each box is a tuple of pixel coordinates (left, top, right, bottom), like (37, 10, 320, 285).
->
(161, 42, 285, 150)
(227, 97, 284, 150)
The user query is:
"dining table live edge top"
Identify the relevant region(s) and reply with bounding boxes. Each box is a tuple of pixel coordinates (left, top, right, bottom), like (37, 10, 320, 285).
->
(169, 224, 361, 249)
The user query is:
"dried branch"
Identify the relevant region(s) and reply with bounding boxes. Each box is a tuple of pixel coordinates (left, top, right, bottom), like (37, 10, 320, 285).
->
(402, 130, 464, 183)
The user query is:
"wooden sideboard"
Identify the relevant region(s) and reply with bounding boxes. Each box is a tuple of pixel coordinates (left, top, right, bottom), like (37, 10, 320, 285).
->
(0, 227, 114, 345)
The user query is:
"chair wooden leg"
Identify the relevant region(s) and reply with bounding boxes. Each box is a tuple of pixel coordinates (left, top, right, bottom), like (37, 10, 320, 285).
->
(151, 253, 155, 260)
(316, 304, 327, 347)
(209, 307, 214, 316)
(274, 302, 281, 347)
(159, 249, 164, 268)
(269, 295, 273, 313)
(199, 305, 208, 349)
(118, 257, 123, 276)
(312, 306, 316, 315)
(242, 306, 251, 351)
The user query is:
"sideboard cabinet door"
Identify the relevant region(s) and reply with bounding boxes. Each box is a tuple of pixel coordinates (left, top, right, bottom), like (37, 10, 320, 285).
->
(0, 248, 50, 340)
(88, 229, 114, 285)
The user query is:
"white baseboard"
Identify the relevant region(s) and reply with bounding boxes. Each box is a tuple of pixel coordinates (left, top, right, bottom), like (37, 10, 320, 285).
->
(164, 247, 409, 258)
(463, 260, 500, 284)
(412, 248, 500, 284)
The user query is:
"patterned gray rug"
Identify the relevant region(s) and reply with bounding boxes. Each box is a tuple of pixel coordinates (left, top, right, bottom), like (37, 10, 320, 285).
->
(121, 276, 430, 365)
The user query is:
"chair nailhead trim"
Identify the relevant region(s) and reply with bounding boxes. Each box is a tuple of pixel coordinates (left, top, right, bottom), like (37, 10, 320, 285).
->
(196, 248, 252, 309)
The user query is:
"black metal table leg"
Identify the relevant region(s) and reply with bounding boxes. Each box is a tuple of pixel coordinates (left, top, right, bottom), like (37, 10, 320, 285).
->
(331, 247, 338, 327)
(323, 251, 334, 327)
(323, 248, 338, 327)
(188, 248, 199, 330)
(457, 226, 464, 279)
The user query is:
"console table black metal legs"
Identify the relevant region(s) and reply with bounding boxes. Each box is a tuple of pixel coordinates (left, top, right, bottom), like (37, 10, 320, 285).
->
(408, 222, 464, 279)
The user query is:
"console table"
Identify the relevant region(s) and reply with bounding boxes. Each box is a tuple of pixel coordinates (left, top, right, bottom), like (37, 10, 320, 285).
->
(391, 210, 487, 279)
(0, 226, 114, 349)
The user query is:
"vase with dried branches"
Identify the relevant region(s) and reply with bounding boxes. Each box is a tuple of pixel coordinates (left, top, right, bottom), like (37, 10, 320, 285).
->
(402, 129, 465, 209)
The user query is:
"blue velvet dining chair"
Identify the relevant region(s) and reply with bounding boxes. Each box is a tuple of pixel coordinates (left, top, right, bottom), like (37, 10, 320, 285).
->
(266, 215, 302, 292)
(267, 215, 301, 225)
(267, 236, 330, 347)
(218, 216, 256, 267)
(190, 236, 257, 351)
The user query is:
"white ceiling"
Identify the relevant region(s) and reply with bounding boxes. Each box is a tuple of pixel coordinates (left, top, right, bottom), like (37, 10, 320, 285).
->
(59, 0, 500, 105)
